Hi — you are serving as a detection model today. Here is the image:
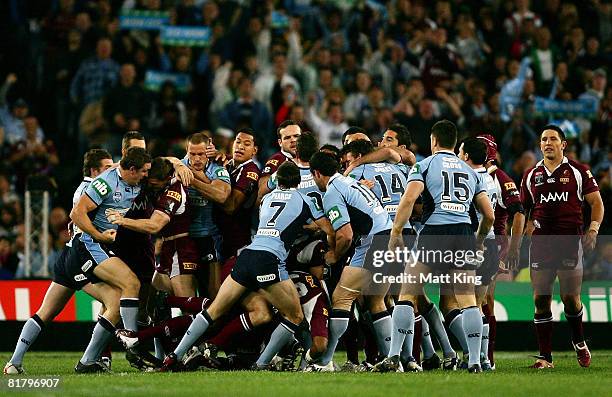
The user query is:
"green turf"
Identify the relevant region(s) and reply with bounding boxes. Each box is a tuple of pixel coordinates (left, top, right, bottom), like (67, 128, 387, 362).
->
(2, 351, 611, 397)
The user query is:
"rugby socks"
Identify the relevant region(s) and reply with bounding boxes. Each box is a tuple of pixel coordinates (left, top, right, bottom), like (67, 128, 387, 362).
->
(422, 302, 455, 358)
(137, 315, 193, 341)
(565, 306, 585, 344)
(256, 318, 298, 366)
(119, 298, 140, 331)
(173, 310, 212, 360)
(80, 316, 115, 364)
(154, 338, 165, 360)
(446, 309, 469, 355)
(534, 311, 553, 362)
(480, 316, 490, 364)
(209, 313, 253, 348)
(412, 315, 422, 364)
(320, 309, 351, 365)
(483, 304, 496, 364)
(10, 314, 44, 365)
(462, 306, 483, 367)
(166, 296, 210, 314)
(421, 317, 436, 359)
(371, 310, 392, 357)
(388, 302, 414, 358)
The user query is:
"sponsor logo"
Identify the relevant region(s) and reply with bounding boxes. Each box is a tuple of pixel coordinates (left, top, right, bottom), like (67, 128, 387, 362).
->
(384, 204, 398, 213)
(256, 228, 280, 237)
(504, 182, 516, 190)
(539, 191, 568, 203)
(322, 308, 328, 316)
(183, 262, 197, 270)
(547, 178, 555, 183)
(397, 328, 413, 335)
(74, 274, 87, 282)
(256, 274, 276, 283)
(20, 338, 30, 346)
(166, 190, 182, 201)
(81, 260, 93, 273)
(533, 219, 541, 229)
(216, 168, 229, 179)
(441, 202, 466, 212)
(247, 171, 259, 181)
(113, 191, 122, 203)
(560, 177, 570, 184)
(327, 206, 342, 224)
(409, 164, 420, 175)
(92, 179, 110, 197)
(467, 333, 481, 338)
(266, 159, 279, 167)
(189, 196, 208, 206)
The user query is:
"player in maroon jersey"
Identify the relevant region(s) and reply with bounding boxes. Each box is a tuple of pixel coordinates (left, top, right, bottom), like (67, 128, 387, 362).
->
(257, 120, 301, 204)
(109, 157, 200, 297)
(476, 134, 525, 368)
(520, 125, 604, 369)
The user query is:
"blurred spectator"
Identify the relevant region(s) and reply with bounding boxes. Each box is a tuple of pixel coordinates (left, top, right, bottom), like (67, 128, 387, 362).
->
(254, 53, 301, 112)
(0, 236, 18, 279)
(103, 63, 149, 136)
(529, 27, 560, 95)
(307, 101, 348, 148)
(0, 75, 45, 145)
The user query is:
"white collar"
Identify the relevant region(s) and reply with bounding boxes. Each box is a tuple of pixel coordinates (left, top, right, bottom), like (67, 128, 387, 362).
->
(435, 149, 457, 156)
(83, 176, 93, 182)
(231, 158, 254, 171)
(327, 173, 342, 187)
(537, 156, 568, 175)
(281, 150, 294, 159)
(474, 167, 487, 173)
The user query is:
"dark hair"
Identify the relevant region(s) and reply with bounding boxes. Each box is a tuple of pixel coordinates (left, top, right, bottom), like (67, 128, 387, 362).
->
(148, 157, 174, 181)
(461, 137, 487, 165)
(276, 119, 300, 138)
(341, 126, 366, 145)
(310, 151, 340, 177)
(120, 147, 151, 170)
(296, 132, 319, 162)
(187, 131, 212, 146)
(236, 127, 258, 146)
(541, 124, 566, 141)
(122, 131, 145, 151)
(343, 139, 374, 158)
(276, 161, 301, 188)
(431, 120, 457, 149)
(387, 123, 412, 148)
(82, 148, 112, 177)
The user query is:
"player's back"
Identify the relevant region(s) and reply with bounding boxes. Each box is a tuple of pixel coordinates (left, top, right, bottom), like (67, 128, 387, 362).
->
(349, 162, 409, 224)
(69, 176, 93, 242)
(489, 166, 521, 235)
(409, 151, 482, 226)
(249, 188, 316, 261)
(325, 174, 392, 237)
(470, 167, 496, 239)
(268, 165, 325, 216)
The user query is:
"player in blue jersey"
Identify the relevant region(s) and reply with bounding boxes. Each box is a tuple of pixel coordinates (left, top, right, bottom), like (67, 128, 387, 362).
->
(377, 120, 494, 373)
(70, 147, 151, 336)
(307, 151, 394, 371)
(458, 137, 499, 370)
(160, 162, 333, 371)
(181, 132, 231, 297)
(4, 149, 121, 375)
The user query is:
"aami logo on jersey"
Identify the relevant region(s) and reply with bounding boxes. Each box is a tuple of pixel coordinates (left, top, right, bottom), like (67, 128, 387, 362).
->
(257, 274, 276, 283)
(539, 192, 568, 203)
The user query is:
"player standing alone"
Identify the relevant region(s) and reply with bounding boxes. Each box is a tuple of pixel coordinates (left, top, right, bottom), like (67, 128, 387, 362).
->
(520, 125, 604, 369)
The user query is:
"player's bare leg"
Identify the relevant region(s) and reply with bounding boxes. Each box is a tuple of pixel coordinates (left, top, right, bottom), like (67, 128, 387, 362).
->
(475, 284, 492, 370)
(531, 268, 556, 368)
(171, 274, 197, 297)
(558, 267, 590, 367)
(93, 257, 141, 331)
(152, 271, 172, 293)
(5, 283, 75, 374)
(208, 261, 221, 299)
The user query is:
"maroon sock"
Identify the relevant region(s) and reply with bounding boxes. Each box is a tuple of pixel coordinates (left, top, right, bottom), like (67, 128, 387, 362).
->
(101, 344, 112, 359)
(534, 311, 553, 362)
(342, 316, 360, 364)
(362, 321, 379, 364)
(137, 323, 166, 341)
(565, 306, 584, 344)
(166, 296, 210, 314)
(412, 315, 422, 365)
(488, 315, 496, 364)
(208, 313, 253, 348)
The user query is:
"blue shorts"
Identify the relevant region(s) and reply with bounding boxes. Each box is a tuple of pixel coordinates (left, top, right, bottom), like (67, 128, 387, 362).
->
(350, 229, 393, 268)
(476, 238, 499, 285)
(55, 240, 101, 289)
(416, 224, 477, 270)
(74, 233, 116, 280)
(231, 249, 289, 291)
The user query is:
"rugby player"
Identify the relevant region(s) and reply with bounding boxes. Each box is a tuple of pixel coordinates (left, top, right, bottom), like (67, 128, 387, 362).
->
(379, 120, 494, 373)
(520, 125, 603, 369)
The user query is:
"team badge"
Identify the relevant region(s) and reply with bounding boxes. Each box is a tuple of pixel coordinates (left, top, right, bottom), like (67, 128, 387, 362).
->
(113, 191, 122, 203)
(534, 174, 544, 186)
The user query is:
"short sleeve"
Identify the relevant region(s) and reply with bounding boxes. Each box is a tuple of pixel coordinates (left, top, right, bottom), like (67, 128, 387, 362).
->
(210, 165, 231, 184)
(236, 166, 260, 194)
(267, 172, 278, 190)
(580, 166, 600, 196)
(85, 176, 112, 206)
(519, 170, 533, 211)
(262, 156, 283, 177)
(156, 185, 183, 217)
(497, 171, 521, 208)
(407, 160, 426, 183)
(323, 187, 350, 231)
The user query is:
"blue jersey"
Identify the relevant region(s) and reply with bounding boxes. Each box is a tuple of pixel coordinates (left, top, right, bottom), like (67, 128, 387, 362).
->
(267, 165, 325, 219)
(248, 188, 320, 261)
(182, 158, 231, 237)
(349, 162, 410, 226)
(408, 150, 484, 226)
(323, 174, 392, 237)
(470, 167, 496, 239)
(82, 167, 142, 233)
(67, 177, 92, 246)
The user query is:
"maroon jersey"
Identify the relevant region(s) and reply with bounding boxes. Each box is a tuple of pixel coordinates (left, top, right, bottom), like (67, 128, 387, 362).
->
(489, 165, 522, 235)
(290, 271, 329, 338)
(215, 159, 261, 259)
(261, 150, 293, 177)
(520, 157, 599, 234)
(155, 179, 191, 237)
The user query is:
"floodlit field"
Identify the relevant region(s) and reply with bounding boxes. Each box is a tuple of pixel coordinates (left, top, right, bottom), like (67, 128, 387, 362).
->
(2, 351, 612, 397)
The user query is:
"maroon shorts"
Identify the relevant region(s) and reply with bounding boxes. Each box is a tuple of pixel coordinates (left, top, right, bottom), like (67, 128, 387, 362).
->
(156, 236, 200, 277)
(308, 292, 329, 338)
(292, 271, 329, 339)
(529, 234, 583, 270)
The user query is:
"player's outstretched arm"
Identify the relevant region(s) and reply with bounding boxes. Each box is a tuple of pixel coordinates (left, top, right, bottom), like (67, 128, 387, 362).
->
(109, 210, 170, 235)
(221, 188, 247, 215)
(70, 195, 113, 243)
(344, 147, 401, 176)
(583, 191, 604, 252)
(329, 223, 353, 264)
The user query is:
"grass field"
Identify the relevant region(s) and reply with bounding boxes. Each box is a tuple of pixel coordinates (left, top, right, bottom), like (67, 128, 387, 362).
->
(2, 351, 612, 397)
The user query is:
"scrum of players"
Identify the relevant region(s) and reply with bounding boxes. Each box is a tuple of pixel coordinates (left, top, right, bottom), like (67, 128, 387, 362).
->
(4, 118, 603, 374)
